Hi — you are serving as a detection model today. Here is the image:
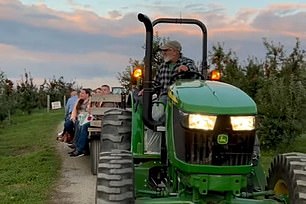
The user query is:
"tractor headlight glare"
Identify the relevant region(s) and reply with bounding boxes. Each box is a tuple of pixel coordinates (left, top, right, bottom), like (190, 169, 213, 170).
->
(230, 116, 255, 131)
(188, 114, 217, 130)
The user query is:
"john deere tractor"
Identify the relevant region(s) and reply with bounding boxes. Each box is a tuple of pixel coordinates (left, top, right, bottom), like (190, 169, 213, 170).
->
(95, 13, 306, 204)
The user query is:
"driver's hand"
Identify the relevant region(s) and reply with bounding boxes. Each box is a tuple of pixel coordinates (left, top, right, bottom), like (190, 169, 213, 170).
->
(178, 65, 188, 72)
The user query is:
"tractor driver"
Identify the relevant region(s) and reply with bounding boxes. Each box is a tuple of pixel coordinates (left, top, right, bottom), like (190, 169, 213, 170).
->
(139, 40, 198, 121)
(154, 40, 198, 105)
(145, 40, 198, 153)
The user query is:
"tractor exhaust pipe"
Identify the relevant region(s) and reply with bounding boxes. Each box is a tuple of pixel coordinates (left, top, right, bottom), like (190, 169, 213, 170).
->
(138, 13, 163, 130)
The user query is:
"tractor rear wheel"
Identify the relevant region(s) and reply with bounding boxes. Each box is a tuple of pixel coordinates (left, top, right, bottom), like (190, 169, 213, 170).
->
(100, 109, 132, 152)
(96, 150, 134, 204)
(267, 152, 306, 204)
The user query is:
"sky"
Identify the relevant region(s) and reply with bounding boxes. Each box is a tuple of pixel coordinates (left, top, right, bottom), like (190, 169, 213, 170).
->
(0, 0, 306, 89)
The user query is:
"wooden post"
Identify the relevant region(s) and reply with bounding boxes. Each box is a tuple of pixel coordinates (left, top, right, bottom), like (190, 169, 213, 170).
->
(63, 95, 66, 109)
(47, 95, 50, 112)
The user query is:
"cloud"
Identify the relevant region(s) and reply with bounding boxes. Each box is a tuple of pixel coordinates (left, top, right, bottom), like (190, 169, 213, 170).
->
(251, 4, 306, 37)
(108, 10, 122, 19)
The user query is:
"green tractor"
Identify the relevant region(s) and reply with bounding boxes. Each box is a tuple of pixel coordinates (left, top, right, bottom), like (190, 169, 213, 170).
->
(95, 13, 306, 204)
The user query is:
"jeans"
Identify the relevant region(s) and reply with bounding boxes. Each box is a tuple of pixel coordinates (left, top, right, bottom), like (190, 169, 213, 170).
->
(63, 119, 74, 136)
(75, 122, 90, 153)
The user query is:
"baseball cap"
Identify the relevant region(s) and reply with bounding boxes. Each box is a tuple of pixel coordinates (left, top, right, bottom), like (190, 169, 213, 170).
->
(160, 40, 182, 52)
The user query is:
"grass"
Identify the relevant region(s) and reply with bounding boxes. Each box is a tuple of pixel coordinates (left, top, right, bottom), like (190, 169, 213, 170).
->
(0, 109, 63, 204)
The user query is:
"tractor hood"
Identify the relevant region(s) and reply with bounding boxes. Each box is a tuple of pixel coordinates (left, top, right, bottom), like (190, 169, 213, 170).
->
(168, 80, 257, 115)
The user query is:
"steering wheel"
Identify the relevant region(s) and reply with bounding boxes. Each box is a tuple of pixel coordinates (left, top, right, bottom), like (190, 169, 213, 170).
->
(170, 71, 205, 84)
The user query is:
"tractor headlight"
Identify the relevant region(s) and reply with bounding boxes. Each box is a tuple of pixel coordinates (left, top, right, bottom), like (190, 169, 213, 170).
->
(230, 116, 255, 131)
(188, 114, 217, 130)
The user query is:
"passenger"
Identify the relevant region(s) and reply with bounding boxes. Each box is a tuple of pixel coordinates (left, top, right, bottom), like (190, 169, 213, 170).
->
(57, 90, 78, 143)
(100, 84, 117, 107)
(92, 87, 103, 107)
(65, 90, 79, 121)
(94, 87, 102, 95)
(69, 88, 91, 157)
(101, 84, 111, 95)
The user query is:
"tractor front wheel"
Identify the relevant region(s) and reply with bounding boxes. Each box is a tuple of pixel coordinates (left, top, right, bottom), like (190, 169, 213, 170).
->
(96, 150, 134, 204)
(95, 109, 133, 204)
(267, 152, 306, 204)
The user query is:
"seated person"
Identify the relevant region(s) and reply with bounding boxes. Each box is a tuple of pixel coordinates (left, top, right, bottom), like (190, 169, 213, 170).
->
(100, 84, 119, 108)
(69, 88, 91, 157)
(57, 90, 78, 143)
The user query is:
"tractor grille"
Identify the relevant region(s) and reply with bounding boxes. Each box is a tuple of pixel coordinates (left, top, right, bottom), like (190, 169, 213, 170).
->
(173, 107, 255, 166)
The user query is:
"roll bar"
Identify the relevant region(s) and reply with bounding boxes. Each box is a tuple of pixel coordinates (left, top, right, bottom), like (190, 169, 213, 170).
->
(138, 13, 208, 130)
(152, 18, 208, 75)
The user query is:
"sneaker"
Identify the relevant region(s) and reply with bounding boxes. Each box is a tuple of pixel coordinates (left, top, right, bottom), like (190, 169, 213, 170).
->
(68, 150, 76, 154)
(70, 151, 85, 157)
(58, 131, 63, 136)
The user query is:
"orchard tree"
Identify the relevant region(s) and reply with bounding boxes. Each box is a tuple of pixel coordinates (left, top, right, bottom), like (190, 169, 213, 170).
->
(209, 43, 246, 89)
(117, 33, 167, 90)
(16, 71, 38, 114)
(0, 71, 13, 122)
(256, 39, 306, 149)
(37, 76, 75, 108)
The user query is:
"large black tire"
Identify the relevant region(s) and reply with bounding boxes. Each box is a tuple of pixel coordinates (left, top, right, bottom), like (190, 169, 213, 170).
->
(96, 150, 134, 204)
(267, 152, 306, 204)
(100, 109, 132, 152)
(96, 109, 133, 203)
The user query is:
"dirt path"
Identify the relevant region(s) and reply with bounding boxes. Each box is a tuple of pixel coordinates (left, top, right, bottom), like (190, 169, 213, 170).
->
(50, 125, 96, 204)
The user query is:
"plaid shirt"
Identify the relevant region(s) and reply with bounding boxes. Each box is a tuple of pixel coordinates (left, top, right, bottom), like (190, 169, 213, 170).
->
(154, 56, 198, 95)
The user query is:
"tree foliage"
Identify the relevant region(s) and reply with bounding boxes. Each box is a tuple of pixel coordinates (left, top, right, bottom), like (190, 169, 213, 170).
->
(117, 33, 167, 90)
(16, 71, 39, 114)
(210, 39, 306, 150)
(0, 70, 75, 120)
(255, 39, 306, 149)
(0, 71, 14, 122)
(38, 76, 75, 108)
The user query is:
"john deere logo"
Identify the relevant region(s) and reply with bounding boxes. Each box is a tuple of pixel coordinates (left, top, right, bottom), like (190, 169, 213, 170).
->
(217, 134, 228, 145)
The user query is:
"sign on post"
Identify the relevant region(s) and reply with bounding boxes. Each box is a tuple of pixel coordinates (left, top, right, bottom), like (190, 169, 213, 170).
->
(51, 101, 62, 110)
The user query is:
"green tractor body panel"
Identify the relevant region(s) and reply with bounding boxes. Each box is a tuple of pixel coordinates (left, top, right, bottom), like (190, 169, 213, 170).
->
(131, 101, 145, 154)
(169, 80, 257, 115)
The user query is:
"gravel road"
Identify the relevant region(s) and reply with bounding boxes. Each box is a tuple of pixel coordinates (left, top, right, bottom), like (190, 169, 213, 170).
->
(50, 138, 96, 204)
